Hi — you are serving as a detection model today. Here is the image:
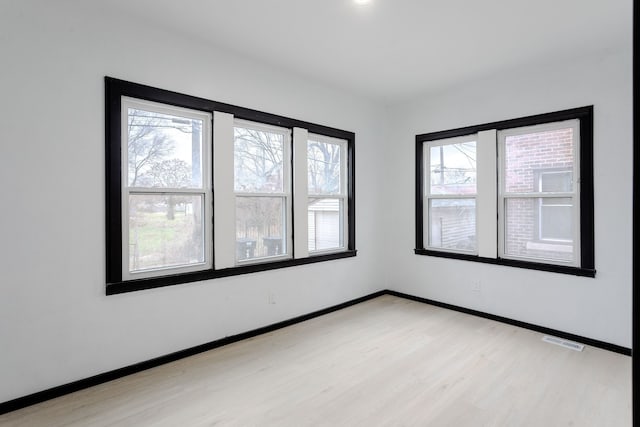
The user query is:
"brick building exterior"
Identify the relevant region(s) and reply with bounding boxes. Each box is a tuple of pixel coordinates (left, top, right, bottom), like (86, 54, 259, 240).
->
(503, 127, 575, 262)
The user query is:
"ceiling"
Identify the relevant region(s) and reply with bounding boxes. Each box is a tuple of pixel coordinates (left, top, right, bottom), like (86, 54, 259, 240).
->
(101, 0, 631, 102)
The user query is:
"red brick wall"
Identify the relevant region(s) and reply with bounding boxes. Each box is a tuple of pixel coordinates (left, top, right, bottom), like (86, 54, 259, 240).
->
(503, 128, 574, 261)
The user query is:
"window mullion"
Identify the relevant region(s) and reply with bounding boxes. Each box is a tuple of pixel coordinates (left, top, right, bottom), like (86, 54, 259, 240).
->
(213, 111, 236, 269)
(476, 129, 498, 258)
(293, 127, 309, 258)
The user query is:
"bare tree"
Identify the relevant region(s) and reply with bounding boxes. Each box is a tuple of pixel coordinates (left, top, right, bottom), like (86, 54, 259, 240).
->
(148, 159, 191, 220)
(128, 110, 175, 187)
(234, 128, 284, 192)
(308, 141, 341, 194)
(148, 159, 190, 188)
(233, 128, 286, 253)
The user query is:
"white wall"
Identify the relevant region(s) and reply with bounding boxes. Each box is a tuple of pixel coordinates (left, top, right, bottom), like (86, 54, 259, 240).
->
(0, 2, 388, 402)
(384, 47, 633, 348)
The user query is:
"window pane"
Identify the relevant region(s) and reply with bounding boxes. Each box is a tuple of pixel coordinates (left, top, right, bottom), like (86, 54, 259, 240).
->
(129, 194, 204, 272)
(308, 139, 342, 194)
(540, 171, 572, 192)
(234, 126, 285, 193)
(308, 198, 343, 251)
(504, 198, 574, 262)
(429, 141, 476, 195)
(540, 197, 573, 241)
(504, 128, 574, 193)
(127, 108, 203, 188)
(428, 199, 476, 251)
(236, 197, 286, 261)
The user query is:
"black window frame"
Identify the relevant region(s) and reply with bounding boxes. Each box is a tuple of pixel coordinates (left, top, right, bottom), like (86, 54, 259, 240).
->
(106, 77, 356, 295)
(415, 106, 595, 277)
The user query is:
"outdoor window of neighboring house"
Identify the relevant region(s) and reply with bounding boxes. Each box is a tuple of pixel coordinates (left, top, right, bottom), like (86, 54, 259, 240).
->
(105, 78, 356, 294)
(537, 170, 573, 242)
(415, 107, 594, 277)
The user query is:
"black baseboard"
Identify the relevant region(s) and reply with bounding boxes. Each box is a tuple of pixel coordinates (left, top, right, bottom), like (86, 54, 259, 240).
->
(0, 288, 630, 416)
(0, 290, 386, 416)
(386, 290, 632, 356)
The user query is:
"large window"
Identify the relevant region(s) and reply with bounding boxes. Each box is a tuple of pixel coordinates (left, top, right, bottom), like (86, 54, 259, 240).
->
(106, 78, 356, 294)
(415, 107, 594, 276)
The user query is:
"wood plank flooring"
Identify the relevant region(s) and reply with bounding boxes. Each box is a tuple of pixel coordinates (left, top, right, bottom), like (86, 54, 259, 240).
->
(0, 295, 631, 426)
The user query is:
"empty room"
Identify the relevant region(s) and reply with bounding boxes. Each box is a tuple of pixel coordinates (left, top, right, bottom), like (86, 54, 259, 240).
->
(0, 0, 635, 426)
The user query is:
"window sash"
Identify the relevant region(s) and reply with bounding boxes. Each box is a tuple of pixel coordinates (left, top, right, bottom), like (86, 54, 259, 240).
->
(235, 194, 292, 263)
(233, 120, 292, 196)
(308, 195, 347, 254)
(424, 196, 478, 254)
(307, 133, 348, 197)
(125, 192, 208, 274)
(424, 135, 477, 197)
(123, 97, 208, 191)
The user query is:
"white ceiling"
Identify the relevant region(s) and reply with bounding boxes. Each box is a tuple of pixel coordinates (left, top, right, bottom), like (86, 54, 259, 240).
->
(102, 0, 631, 102)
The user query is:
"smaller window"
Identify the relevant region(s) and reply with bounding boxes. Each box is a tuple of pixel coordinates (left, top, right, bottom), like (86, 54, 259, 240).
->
(414, 106, 594, 277)
(234, 120, 292, 264)
(307, 134, 348, 253)
(423, 136, 477, 254)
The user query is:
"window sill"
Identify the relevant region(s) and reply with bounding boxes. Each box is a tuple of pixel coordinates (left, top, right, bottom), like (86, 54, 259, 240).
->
(526, 241, 573, 253)
(414, 249, 595, 278)
(107, 250, 357, 295)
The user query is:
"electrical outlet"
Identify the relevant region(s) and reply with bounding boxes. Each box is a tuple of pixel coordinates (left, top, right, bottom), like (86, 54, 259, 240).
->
(268, 292, 276, 305)
(471, 281, 481, 292)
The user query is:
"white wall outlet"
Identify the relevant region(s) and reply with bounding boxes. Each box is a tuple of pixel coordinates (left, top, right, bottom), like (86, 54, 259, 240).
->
(471, 281, 481, 292)
(268, 292, 276, 305)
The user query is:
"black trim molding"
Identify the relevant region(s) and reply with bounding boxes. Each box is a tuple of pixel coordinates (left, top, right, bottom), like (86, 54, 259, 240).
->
(387, 291, 630, 356)
(414, 249, 596, 277)
(106, 77, 356, 294)
(107, 251, 357, 295)
(0, 289, 629, 416)
(415, 106, 595, 277)
(632, 1, 638, 425)
(0, 291, 385, 415)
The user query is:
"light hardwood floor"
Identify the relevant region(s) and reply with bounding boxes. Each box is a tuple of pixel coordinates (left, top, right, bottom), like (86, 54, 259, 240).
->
(0, 295, 631, 426)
